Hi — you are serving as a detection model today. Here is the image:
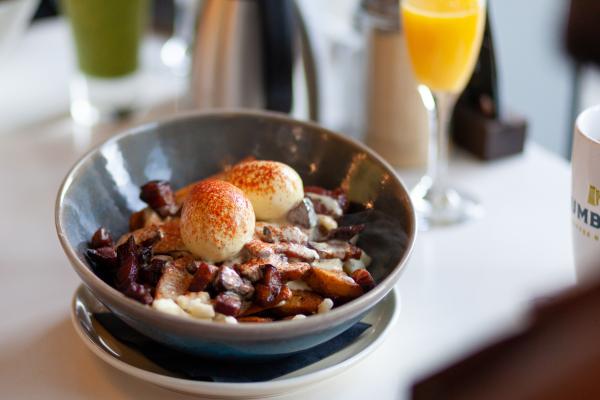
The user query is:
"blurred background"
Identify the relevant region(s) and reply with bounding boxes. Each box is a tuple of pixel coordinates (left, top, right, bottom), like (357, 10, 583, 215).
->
(1, 0, 597, 160)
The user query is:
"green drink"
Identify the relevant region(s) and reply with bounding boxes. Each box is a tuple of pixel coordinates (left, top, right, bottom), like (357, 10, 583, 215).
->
(63, 0, 149, 124)
(63, 0, 148, 78)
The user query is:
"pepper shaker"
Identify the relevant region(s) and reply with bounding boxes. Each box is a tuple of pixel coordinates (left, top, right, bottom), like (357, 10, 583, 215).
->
(357, 0, 428, 168)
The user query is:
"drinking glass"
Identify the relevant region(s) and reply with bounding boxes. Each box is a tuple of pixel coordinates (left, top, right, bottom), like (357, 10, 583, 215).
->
(62, 0, 149, 125)
(400, 0, 486, 228)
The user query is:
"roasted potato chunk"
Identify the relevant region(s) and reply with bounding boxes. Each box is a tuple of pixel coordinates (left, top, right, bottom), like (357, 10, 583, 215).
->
(239, 286, 292, 316)
(273, 290, 324, 317)
(304, 267, 363, 300)
(237, 316, 273, 323)
(153, 219, 187, 254)
(116, 224, 160, 247)
(155, 258, 194, 300)
(276, 262, 311, 282)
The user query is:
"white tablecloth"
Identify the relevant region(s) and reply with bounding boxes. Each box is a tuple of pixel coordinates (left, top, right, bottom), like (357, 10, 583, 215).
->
(0, 19, 575, 400)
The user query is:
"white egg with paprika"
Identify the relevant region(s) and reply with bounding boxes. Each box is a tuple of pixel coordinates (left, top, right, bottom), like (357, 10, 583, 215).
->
(225, 160, 304, 221)
(180, 180, 255, 262)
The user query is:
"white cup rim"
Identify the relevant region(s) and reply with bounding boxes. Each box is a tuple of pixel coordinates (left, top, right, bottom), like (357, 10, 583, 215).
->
(576, 104, 600, 146)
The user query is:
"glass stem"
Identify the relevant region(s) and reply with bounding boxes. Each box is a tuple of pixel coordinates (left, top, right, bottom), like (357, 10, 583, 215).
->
(174, 0, 201, 45)
(426, 90, 458, 194)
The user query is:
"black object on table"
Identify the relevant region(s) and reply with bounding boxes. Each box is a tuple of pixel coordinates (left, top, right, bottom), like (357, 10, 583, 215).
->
(452, 10, 527, 161)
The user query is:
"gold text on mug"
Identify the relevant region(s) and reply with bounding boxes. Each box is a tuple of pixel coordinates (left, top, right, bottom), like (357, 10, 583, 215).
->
(588, 184, 600, 206)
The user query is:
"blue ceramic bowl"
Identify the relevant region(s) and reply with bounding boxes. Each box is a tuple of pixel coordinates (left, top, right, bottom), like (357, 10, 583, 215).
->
(56, 110, 416, 359)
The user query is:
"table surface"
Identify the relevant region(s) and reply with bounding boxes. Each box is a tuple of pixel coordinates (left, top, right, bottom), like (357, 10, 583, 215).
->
(0, 19, 575, 400)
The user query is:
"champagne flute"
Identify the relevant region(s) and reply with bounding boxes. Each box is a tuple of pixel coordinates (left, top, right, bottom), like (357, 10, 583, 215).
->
(400, 0, 486, 228)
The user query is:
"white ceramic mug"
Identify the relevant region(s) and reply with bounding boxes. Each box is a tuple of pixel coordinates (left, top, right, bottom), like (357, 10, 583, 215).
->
(572, 104, 600, 281)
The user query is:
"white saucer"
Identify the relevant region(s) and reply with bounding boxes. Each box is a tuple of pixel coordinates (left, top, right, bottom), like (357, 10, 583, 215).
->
(71, 285, 400, 399)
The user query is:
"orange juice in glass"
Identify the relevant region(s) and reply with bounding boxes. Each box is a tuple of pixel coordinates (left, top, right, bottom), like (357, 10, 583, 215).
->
(400, 0, 485, 228)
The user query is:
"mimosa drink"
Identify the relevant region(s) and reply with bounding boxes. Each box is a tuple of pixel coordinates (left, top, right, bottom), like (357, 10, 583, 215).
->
(402, 0, 485, 93)
(399, 0, 486, 228)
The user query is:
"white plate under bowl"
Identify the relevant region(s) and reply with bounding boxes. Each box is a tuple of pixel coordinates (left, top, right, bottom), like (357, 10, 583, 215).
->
(71, 285, 400, 399)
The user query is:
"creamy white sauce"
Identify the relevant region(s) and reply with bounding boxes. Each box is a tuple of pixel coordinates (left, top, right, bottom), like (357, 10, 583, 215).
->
(317, 214, 338, 231)
(360, 250, 372, 267)
(214, 313, 238, 324)
(343, 258, 365, 275)
(153, 298, 190, 318)
(311, 258, 343, 271)
(318, 298, 334, 314)
(306, 193, 343, 217)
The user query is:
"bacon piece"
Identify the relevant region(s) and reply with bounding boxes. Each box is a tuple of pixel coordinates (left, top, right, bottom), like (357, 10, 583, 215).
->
(326, 224, 365, 241)
(90, 227, 113, 249)
(115, 236, 153, 304)
(236, 259, 264, 282)
(137, 239, 153, 267)
(351, 269, 376, 292)
(309, 240, 361, 261)
(86, 246, 118, 283)
(235, 265, 259, 283)
(138, 255, 171, 286)
(286, 198, 317, 228)
(214, 266, 254, 298)
(254, 265, 283, 307)
(139, 180, 179, 218)
(115, 236, 139, 291)
(188, 262, 219, 292)
(86, 246, 117, 269)
(236, 252, 282, 282)
(238, 240, 286, 282)
(214, 292, 242, 316)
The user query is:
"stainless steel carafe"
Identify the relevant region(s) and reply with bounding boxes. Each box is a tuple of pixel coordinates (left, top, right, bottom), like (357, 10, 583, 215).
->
(190, 0, 318, 120)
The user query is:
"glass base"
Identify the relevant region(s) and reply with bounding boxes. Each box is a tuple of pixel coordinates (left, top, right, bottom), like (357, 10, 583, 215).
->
(411, 176, 483, 230)
(70, 72, 139, 126)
